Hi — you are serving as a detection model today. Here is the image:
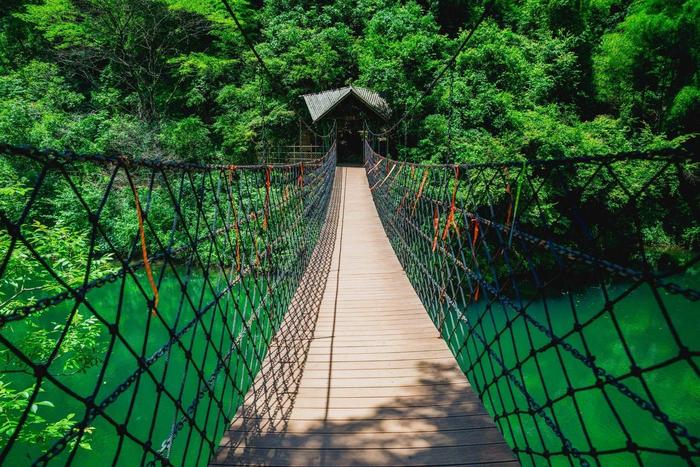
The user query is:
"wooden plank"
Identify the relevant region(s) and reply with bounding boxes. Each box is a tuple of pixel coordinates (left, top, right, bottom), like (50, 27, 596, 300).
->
(212, 443, 516, 466)
(303, 340, 451, 352)
(311, 310, 429, 319)
(278, 394, 483, 409)
(253, 359, 470, 382)
(243, 393, 483, 411)
(303, 335, 441, 345)
(310, 324, 437, 334)
(290, 384, 473, 399)
(214, 167, 517, 467)
(279, 378, 471, 389)
(301, 350, 453, 363)
(241, 393, 485, 414)
(227, 414, 503, 435)
(291, 356, 459, 371)
(233, 404, 490, 423)
(220, 427, 506, 449)
(297, 366, 467, 379)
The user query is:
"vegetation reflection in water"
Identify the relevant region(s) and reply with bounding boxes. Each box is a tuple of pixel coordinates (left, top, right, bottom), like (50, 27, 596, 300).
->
(3, 267, 271, 466)
(440, 274, 699, 467)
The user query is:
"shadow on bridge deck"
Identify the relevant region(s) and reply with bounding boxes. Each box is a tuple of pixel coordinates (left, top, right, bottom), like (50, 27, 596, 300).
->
(211, 168, 517, 466)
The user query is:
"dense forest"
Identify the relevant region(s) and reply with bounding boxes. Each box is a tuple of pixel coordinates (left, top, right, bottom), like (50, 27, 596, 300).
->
(1, 0, 698, 163)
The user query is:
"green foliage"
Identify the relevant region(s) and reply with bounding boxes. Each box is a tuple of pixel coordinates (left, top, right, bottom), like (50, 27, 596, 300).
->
(17, 0, 88, 47)
(160, 116, 214, 161)
(2, 0, 695, 161)
(0, 215, 106, 448)
(0, 159, 116, 450)
(265, 14, 354, 91)
(593, 0, 700, 132)
(0, 382, 93, 450)
(358, 1, 446, 107)
(0, 61, 82, 147)
(667, 85, 700, 132)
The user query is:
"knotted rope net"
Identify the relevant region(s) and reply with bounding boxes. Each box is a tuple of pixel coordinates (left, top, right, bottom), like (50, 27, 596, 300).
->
(0, 142, 336, 465)
(364, 138, 699, 467)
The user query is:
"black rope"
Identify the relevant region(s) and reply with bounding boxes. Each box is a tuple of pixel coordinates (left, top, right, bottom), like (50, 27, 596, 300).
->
(219, 0, 277, 88)
(0, 141, 336, 465)
(364, 138, 700, 466)
(446, 64, 455, 164)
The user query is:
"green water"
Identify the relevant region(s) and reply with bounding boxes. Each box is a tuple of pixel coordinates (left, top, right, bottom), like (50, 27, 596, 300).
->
(439, 274, 700, 466)
(4, 267, 275, 466)
(4, 269, 698, 466)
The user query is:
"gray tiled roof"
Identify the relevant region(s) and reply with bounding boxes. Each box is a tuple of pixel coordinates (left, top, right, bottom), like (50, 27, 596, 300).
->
(302, 86, 391, 122)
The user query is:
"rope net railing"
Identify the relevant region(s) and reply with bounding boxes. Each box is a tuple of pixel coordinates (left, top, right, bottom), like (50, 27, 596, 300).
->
(213, 161, 343, 463)
(364, 138, 699, 466)
(0, 141, 336, 465)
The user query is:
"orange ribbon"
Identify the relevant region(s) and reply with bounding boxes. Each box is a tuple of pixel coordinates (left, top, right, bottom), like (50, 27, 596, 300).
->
(471, 217, 481, 304)
(471, 218, 480, 249)
(412, 170, 429, 215)
(432, 205, 440, 252)
(253, 235, 261, 267)
(370, 162, 397, 192)
(441, 166, 460, 241)
(129, 179, 159, 315)
(367, 159, 383, 174)
(396, 191, 409, 213)
(504, 167, 513, 227)
(387, 163, 403, 189)
(251, 211, 262, 268)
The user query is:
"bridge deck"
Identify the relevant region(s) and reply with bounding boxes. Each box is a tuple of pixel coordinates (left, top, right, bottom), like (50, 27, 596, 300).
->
(212, 167, 517, 466)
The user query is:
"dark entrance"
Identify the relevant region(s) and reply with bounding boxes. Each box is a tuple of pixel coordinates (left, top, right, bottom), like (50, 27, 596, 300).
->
(337, 118, 363, 165)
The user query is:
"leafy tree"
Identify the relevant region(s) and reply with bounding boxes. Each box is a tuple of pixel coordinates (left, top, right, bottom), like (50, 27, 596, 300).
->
(0, 61, 82, 147)
(160, 116, 214, 161)
(593, 0, 700, 133)
(358, 1, 447, 109)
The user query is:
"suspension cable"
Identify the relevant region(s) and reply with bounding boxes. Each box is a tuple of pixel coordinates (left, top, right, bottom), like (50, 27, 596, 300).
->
(446, 63, 455, 164)
(219, 0, 277, 86)
(376, 0, 494, 137)
(299, 117, 336, 140)
(258, 65, 268, 163)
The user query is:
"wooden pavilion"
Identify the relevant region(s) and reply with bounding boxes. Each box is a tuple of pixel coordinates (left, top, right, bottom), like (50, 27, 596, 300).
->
(302, 86, 390, 164)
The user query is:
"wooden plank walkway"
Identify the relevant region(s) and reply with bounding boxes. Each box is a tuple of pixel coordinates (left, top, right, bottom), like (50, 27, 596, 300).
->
(212, 167, 517, 466)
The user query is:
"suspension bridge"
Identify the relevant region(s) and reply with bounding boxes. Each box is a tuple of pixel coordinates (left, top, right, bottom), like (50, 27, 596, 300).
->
(1, 0, 698, 463)
(0, 132, 698, 467)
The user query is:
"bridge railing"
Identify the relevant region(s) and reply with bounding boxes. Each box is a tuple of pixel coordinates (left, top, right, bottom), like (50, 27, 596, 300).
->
(364, 139, 699, 466)
(0, 142, 336, 465)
